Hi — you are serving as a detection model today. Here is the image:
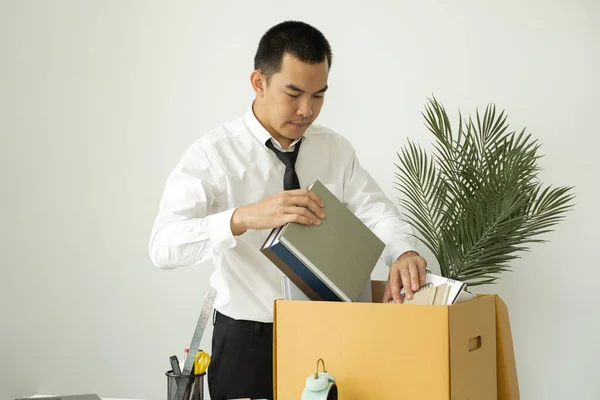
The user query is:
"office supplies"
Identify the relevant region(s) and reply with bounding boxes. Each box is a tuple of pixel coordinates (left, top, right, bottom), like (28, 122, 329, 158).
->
(171, 287, 217, 400)
(170, 355, 182, 375)
(423, 271, 466, 305)
(396, 282, 453, 306)
(187, 377, 198, 400)
(401, 283, 436, 305)
(188, 382, 196, 400)
(262, 179, 385, 302)
(433, 283, 450, 305)
(193, 350, 210, 375)
(400, 270, 467, 305)
(177, 348, 189, 371)
(186, 351, 211, 400)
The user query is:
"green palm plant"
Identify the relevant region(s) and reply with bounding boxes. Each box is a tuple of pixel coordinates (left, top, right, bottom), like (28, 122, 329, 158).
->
(395, 97, 575, 287)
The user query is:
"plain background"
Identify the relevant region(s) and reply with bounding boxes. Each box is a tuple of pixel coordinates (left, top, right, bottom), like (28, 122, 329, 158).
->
(1, 1, 599, 399)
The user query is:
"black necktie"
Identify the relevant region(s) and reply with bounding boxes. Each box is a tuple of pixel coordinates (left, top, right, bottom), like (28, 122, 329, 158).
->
(265, 139, 302, 190)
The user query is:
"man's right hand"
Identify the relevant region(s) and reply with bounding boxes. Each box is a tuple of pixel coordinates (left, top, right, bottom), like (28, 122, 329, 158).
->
(230, 189, 326, 236)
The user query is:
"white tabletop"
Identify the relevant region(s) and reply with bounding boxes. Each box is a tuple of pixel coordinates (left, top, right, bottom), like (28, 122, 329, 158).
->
(32, 396, 143, 400)
(32, 394, 253, 400)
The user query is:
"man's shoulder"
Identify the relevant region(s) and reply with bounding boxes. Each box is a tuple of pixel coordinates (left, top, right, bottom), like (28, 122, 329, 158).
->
(193, 116, 248, 149)
(308, 123, 355, 150)
(177, 115, 249, 169)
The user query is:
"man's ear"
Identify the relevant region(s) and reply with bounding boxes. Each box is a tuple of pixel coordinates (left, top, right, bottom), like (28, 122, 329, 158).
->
(250, 70, 266, 97)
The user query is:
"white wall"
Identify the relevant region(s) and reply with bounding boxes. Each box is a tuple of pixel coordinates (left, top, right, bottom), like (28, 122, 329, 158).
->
(1, 1, 598, 399)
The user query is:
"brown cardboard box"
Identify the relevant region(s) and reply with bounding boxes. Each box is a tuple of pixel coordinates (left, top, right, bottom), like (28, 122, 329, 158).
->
(273, 281, 519, 399)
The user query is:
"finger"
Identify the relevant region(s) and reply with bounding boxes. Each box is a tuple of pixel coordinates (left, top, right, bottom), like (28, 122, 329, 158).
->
(419, 257, 427, 286)
(390, 267, 402, 304)
(282, 210, 314, 226)
(400, 267, 413, 300)
(296, 189, 324, 207)
(282, 206, 320, 225)
(409, 262, 420, 292)
(382, 280, 392, 303)
(289, 196, 325, 219)
(286, 189, 324, 207)
(307, 190, 324, 207)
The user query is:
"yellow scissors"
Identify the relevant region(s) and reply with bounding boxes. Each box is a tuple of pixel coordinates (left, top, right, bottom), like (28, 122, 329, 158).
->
(193, 350, 211, 375)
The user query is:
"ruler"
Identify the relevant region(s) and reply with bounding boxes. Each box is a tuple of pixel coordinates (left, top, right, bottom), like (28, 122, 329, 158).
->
(173, 287, 217, 400)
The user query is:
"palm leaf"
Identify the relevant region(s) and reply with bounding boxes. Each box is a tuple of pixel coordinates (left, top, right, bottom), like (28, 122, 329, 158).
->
(395, 97, 575, 287)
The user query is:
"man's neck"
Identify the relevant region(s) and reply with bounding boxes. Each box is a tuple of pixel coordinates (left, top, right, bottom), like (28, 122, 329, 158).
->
(253, 100, 293, 150)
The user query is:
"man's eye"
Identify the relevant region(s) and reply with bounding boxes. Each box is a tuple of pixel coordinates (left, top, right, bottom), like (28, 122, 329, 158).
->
(314, 95, 324, 99)
(287, 93, 300, 98)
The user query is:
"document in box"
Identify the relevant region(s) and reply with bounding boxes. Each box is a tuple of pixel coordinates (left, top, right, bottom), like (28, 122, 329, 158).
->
(401, 270, 468, 305)
(402, 283, 437, 305)
(402, 283, 451, 305)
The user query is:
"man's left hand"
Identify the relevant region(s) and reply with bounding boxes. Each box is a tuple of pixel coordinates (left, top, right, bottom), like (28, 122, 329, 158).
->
(382, 251, 427, 304)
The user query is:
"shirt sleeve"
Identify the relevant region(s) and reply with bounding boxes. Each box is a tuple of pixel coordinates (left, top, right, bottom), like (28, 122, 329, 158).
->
(342, 147, 418, 267)
(148, 142, 237, 269)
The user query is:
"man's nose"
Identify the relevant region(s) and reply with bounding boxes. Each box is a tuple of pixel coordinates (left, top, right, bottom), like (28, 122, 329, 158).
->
(297, 99, 313, 118)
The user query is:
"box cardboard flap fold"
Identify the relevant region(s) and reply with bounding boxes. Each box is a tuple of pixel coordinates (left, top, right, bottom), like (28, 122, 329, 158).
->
(495, 296, 520, 399)
(448, 295, 497, 399)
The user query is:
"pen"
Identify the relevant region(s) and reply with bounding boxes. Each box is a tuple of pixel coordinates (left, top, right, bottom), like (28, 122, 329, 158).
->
(181, 348, 189, 372)
(169, 355, 182, 375)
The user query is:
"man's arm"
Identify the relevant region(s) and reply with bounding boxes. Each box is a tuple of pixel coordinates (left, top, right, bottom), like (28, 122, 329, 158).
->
(149, 142, 327, 269)
(148, 143, 236, 269)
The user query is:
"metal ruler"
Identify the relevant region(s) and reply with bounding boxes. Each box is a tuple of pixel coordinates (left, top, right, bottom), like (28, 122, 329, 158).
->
(173, 287, 217, 400)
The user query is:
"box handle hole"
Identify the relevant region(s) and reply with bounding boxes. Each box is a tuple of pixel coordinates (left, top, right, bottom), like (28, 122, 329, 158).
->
(468, 336, 482, 352)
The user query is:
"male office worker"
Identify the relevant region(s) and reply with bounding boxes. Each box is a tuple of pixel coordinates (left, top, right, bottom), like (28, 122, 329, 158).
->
(149, 21, 427, 400)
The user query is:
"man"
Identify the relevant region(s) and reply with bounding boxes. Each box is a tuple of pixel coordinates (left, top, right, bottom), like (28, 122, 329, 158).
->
(149, 20, 427, 400)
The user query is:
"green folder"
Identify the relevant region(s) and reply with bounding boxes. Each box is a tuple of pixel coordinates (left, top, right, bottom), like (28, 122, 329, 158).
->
(264, 179, 385, 302)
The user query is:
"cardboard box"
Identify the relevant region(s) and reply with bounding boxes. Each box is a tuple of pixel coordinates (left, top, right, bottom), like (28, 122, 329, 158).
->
(273, 281, 519, 399)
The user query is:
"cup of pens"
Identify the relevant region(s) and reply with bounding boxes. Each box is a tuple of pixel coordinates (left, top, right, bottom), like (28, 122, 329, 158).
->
(166, 350, 210, 400)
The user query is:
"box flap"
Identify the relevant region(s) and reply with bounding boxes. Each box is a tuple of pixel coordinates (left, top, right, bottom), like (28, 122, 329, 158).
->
(495, 296, 520, 399)
(448, 294, 497, 399)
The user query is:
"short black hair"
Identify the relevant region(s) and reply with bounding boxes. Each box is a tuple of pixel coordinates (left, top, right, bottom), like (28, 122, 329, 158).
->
(254, 21, 333, 82)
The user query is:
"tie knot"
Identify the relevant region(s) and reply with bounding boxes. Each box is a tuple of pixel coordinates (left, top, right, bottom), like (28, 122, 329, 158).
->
(266, 139, 301, 169)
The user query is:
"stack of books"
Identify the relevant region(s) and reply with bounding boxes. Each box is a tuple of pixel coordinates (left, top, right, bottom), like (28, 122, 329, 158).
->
(261, 179, 385, 302)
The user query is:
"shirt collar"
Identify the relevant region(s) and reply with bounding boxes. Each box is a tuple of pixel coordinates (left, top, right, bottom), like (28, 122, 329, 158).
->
(244, 102, 309, 152)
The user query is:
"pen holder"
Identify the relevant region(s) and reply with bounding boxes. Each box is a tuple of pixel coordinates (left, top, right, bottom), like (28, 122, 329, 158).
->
(165, 370, 205, 400)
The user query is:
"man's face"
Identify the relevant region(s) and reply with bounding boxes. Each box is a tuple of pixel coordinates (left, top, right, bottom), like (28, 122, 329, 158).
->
(261, 53, 329, 142)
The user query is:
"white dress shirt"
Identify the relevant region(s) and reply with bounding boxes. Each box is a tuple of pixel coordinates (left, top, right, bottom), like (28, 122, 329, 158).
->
(149, 103, 417, 322)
